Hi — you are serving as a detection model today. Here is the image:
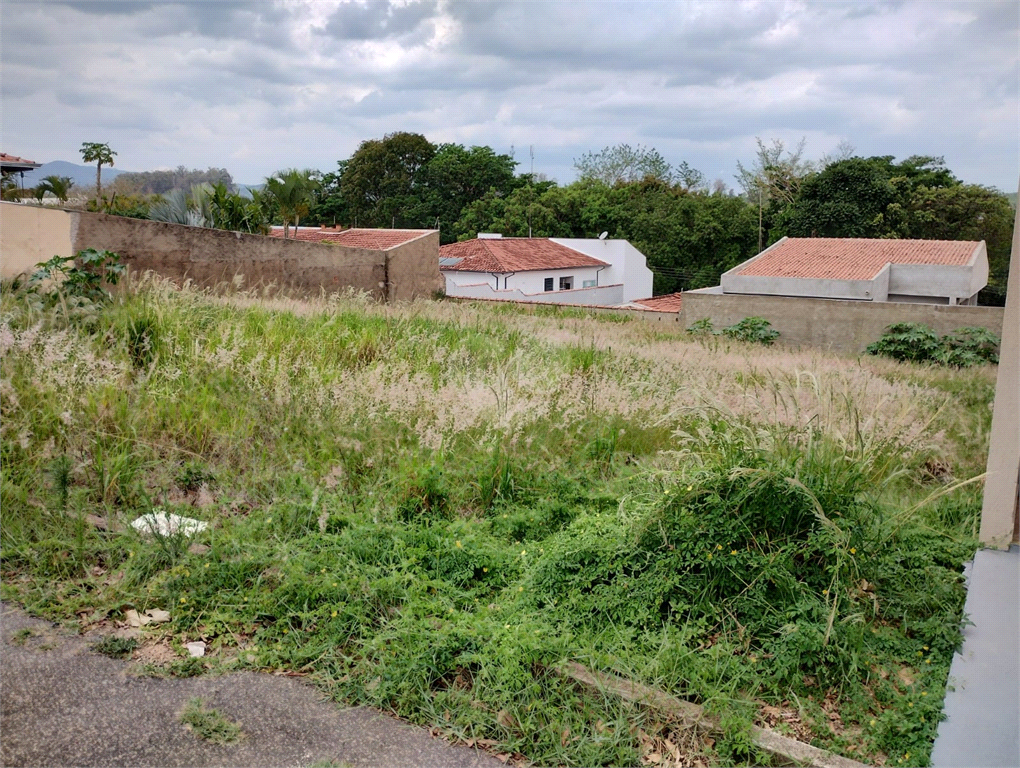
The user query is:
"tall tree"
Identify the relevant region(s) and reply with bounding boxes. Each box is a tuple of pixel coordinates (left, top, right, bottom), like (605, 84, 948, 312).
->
(573, 144, 674, 186)
(341, 132, 436, 227)
(734, 137, 814, 205)
(38, 175, 74, 203)
(264, 169, 319, 238)
(79, 141, 117, 208)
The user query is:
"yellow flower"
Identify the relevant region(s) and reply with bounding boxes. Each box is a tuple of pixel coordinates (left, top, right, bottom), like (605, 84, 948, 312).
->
(520, 550, 526, 556)
(908, 702, 913, 708)
(455, 541, 462, 548)
(482, 567, 488, 573)
(850, 547, 857, 554)
(204, 563, 210, 568)
(686, 486, 693, 491)
(321, 568, 326, 573)
(925, 659, 931, 665)
(707, 554, 713, 560)
(180, 597, 187, 604)
(730, 550, 738, 555)
(332, 582, 338, 587)
(283, 629, 289, 634)
(518, 586, 524, 592)
(504, 624, 510, 629)
(823, 589, 829, 595)
(922, 645, 929, 650)
(717, 544, 723, 550)
(331, 611, 337, 617)
(921, 691, 928, 697)
(869, 719, 876, 726)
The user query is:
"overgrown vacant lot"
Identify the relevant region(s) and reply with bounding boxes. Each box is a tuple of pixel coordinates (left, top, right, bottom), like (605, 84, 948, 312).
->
(1, 278, 996, 766)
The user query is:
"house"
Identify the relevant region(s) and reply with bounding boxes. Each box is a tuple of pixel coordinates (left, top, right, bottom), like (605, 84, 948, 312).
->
(439, 234, 653, 306)
(1, 153, 42, 176)
(711, 237, 988, 305)
(623, 292, 684, 312)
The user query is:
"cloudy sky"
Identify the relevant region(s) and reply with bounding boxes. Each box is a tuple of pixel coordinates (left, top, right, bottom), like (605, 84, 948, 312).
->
(2, 0, 1017, 190)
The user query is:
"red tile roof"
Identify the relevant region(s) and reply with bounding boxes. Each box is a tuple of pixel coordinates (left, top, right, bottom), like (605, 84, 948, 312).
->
(631, 292, 683, 312)
(440, 238, 608, 273)
(737, 238, 980, 281)
(1, 153, 41, 167)
(269, 227, 433, 249)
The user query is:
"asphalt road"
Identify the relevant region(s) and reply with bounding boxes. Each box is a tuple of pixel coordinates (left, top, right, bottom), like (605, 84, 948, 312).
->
(0, 603, 502, 768)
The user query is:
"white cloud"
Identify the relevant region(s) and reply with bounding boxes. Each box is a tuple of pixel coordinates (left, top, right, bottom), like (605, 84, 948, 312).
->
(1, 0, 1016, 190)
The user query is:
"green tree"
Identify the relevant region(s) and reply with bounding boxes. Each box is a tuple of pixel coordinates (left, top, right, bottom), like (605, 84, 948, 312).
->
(573, 143, 674, 186)
(79, 141, 117, 208)
(341, 132, 436, 227)
(734, 137, 814, 206)
(38, 175, 75, 203)
(264, 169, 320, 238)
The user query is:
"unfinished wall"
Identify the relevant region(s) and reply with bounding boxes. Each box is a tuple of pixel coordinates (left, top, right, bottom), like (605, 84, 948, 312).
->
(71, 212, 387, 297)
(64, 212, 441, 301)
(681, 291, 1005, 353)
(0, 203, 74, 279)
(384, 230, 443, 301)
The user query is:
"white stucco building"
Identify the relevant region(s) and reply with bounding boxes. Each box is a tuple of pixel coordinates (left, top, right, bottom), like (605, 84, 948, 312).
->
(710, 237, 988, 305)
(440, 234, 653, 306)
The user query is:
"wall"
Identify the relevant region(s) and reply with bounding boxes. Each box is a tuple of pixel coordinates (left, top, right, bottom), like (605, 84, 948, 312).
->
(551, 238, 654, 302)
(446, 280, 625, 306)
(681, 291, 1005, 353)
(0, 203, 74, 279)
(979, 181, 1019, 548)
(67, 211, 440, 301)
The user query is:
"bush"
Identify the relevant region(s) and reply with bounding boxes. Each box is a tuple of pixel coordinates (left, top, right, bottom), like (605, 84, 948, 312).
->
(867, 323, 999, 367)
(721, 316, 780, 345)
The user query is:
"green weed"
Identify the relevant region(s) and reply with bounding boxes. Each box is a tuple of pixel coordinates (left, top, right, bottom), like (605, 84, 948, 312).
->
(180, 698, 243, 744)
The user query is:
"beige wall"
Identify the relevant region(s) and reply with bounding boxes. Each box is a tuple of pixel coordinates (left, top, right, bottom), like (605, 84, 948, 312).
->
(0, 203, 74, 279)
(979, 180, 1019, 548)
(67, 212, 440, 301)
(384, 230, 443, 302)
(680, 292, 1005, 354)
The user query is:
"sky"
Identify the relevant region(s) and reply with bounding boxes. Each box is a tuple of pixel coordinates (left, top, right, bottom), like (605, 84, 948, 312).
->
(1, 0, 1018, 190)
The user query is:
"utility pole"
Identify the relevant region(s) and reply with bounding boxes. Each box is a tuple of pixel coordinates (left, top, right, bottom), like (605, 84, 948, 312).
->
(758, 185, 763, 254)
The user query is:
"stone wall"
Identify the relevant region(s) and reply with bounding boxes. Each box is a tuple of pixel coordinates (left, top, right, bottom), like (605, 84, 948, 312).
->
(681, 291, 1005, 353)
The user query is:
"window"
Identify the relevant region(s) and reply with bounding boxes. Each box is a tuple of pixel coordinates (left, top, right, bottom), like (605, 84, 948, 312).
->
(559, 276, 573, 291)
(582, 279, 596, 288)
(544, 277, 554, 292)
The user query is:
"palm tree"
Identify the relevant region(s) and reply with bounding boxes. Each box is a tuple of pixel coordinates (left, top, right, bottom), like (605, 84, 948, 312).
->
(38, 175, 74, 203)
(263, 169, 319, 238)
(79, 142, 117, 208)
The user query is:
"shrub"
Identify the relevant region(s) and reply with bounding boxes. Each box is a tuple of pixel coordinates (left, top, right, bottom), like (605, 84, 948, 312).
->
(721, 316, 780, 345)
(29, 248, 125, 306)
(867, 323, 1000, 367)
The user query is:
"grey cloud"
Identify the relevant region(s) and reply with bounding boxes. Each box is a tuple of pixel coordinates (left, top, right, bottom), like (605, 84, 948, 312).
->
(321, 0, 438, 41)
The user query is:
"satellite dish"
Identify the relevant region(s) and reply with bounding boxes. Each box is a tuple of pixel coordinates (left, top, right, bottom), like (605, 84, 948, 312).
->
(599, 231, 608, 240)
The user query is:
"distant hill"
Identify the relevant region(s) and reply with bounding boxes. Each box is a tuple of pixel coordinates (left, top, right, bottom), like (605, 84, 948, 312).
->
(18, 160, 126, 189)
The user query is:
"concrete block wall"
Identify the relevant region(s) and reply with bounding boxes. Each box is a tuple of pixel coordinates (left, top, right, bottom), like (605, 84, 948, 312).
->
(1, 203, 442, 301)
(681, 291, 1005, 353)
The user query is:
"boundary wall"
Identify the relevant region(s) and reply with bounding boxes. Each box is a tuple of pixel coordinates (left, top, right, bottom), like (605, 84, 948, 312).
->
(680, 291, 1004, 353)
(1, 203, 441, 301)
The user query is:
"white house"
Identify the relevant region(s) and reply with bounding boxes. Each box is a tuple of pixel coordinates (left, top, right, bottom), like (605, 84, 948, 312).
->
(440, 234, 653, 306)
(710, 237, 988, 305)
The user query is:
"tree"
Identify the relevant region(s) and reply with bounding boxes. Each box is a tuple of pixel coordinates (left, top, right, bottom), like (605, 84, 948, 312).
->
(734, 137, 814, 205)
(38, 175, 74, 203)
(778, 157, 898, 238)
(573, 144, 674, 186)
(79, 142, 117, 208)
(341, 132, 436, 227)
(264, 169, 320, 238)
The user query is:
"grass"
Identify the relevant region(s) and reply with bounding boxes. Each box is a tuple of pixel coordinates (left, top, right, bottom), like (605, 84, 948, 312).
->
(180, 698, 243, 744)
(0, 275, 997, 767)
(92, 635, 138, 658)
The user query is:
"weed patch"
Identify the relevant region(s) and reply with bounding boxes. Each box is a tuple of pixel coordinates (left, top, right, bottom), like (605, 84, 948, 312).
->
(180, 698, 243, 744)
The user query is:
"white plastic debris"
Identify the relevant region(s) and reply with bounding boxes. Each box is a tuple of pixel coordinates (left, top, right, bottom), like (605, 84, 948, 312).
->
(131, 510, 208, 538)
(185, 641, 206, 658)
(144, 609, 171, 624)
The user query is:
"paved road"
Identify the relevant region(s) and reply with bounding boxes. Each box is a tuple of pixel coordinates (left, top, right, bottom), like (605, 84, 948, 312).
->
(0, 603, 502, 768)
